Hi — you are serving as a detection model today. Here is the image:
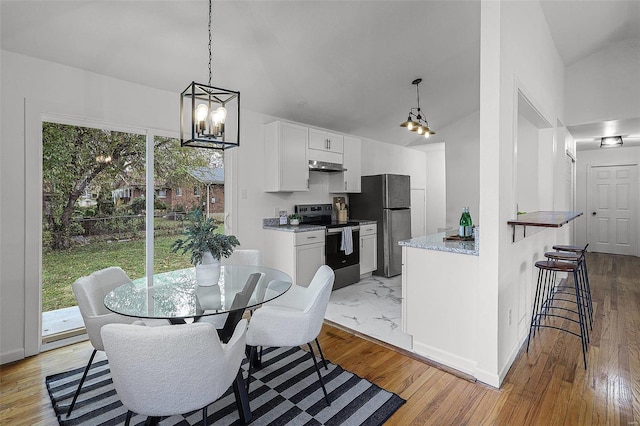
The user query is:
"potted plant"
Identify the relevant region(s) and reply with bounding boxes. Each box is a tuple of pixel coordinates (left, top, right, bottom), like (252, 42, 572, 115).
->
(288, 213, 302, 226)
(170, 210, 240, 286)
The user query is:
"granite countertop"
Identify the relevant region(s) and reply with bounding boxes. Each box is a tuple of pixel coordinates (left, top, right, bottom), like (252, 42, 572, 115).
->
(263, 223, 326, 233)
(399, 228, 479, 256)
(262, 218, 376, 233)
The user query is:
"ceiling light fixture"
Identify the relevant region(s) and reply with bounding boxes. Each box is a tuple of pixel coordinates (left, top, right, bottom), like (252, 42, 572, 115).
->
(600, 136, 623, 148)
(180, 0, 240, 150)
(400, 78, 435, 139)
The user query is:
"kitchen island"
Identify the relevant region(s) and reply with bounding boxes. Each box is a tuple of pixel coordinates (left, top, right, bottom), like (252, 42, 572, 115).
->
(399, 229, 480, 377)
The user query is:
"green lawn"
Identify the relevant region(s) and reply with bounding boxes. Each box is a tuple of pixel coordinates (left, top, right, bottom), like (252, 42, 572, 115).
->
(42, 235, 194, 311)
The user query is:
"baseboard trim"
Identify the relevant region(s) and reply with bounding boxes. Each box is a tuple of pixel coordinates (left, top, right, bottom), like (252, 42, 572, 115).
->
(412, 340, 477, 378)
(1, 348, 25, 365)
(324, 319, 476, 383)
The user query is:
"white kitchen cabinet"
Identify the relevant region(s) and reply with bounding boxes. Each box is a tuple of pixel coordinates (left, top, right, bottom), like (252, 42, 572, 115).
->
(308, 128, 343, 154)
(359, 223, 377, 275)
(295, 240, 325, 288)
(263, 229, 325, 287)
(264, 121, 309, 192)
(329, 136, 361, 193)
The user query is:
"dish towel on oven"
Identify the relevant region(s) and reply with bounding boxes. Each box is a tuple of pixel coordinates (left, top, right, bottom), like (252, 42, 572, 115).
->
(341, 226, 353, 255)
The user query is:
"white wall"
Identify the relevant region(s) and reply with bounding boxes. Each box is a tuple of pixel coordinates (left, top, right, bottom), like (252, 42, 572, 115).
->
(565, 39, 640, 125)
(441, 111, 480, 229)
(424, 143, 446, 234)
(477, 0, 568, 387)
(516, 114, 539, 213)
(0, 49, 427, 363)
(575, 146, 640, 252)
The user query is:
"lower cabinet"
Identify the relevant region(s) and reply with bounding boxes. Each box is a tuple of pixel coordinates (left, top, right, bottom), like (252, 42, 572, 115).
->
(263, 229, 325, 287)
(359, 224, 377, 275)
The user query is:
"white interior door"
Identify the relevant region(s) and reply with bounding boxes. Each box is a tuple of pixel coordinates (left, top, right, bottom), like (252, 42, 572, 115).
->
(588, 164, 638, 255)
(410, 188, 426, 237)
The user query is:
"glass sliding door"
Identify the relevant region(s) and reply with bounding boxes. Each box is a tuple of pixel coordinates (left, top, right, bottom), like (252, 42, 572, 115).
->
(41, 123, 228, 344)
(41, 122, 147, 342)
(153, 137, 225, 274)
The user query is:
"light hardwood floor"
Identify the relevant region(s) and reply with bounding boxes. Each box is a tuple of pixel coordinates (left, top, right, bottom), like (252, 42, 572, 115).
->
(1, 253, 638, 425)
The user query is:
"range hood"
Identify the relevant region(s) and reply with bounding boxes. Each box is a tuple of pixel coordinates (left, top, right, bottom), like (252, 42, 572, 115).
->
(308, 160, 347, 172)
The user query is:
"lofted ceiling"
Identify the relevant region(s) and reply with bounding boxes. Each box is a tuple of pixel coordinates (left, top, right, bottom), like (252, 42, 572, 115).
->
(1, 0, 639, 150)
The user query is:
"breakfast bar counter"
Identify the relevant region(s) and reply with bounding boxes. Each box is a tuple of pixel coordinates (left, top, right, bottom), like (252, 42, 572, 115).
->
(400, 229, 479, 379)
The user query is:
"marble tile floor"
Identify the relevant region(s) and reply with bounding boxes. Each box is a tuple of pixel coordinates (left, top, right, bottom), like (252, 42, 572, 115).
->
(325, 274, 413, 351)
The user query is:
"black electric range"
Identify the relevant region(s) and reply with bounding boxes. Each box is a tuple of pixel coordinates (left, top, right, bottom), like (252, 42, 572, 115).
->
(295, 204, 360, 289)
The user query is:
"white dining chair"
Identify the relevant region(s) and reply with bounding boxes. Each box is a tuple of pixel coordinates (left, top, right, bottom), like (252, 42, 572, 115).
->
(101, 320, 248, 426)
(245, 265, 335, 405)
(66, 266, 138, 417)
(221, 249, 263, 267)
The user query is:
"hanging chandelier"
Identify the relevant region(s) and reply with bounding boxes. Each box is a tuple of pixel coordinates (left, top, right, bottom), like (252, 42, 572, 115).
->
(400, 78, 435, 138)
(180, 0, 240, 149)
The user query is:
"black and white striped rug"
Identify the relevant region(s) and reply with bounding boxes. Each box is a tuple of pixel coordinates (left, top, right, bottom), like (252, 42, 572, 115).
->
(46, 346, 405, 425)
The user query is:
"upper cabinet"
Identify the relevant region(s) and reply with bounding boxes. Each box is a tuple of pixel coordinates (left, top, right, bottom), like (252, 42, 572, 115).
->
(264, 120, 361, 193)
(308, 128, 343, 154)
(329, 136, 361, 193)
(264, 121, 309, 192)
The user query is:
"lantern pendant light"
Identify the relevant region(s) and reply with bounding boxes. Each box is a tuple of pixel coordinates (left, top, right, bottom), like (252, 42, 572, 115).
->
(400, 78, 435, 139)
(180, 0, 240, 149)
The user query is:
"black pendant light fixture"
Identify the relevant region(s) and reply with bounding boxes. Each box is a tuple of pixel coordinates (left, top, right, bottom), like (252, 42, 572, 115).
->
(180, 0, 240, 150)
(400, 78, 435, 138)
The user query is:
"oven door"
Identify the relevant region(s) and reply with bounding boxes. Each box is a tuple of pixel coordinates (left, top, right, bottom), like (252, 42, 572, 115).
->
(325, 228, 360, 270)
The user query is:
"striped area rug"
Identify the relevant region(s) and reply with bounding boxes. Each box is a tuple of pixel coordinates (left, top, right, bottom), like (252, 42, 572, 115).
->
(46, 346, 405, 425)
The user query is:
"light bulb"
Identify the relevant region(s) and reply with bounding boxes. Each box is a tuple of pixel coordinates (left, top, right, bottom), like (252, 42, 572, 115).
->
(196, 104, 209, 122)
(424, 132, 430, 139)
(417, 126, 424, 135)
(216, 106, 227, 123)
(407, 122, 414, 131)
(211, 106, 227, 124)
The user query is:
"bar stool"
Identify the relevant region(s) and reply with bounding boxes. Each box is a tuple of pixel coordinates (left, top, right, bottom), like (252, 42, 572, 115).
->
(544, 251, 593, 332)
(552, 244, 592, 326)
(527, 259, 589, 369)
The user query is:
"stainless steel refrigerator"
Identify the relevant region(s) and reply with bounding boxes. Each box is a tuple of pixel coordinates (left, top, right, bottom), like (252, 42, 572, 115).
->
(349, 174, 411, 277)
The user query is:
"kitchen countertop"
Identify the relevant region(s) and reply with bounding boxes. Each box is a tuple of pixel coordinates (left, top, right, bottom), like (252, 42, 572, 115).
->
(263, 218, 376, 233)
(399, 228, 479, 256)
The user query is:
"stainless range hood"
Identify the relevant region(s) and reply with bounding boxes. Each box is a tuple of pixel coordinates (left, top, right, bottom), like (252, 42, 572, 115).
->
(308, 160, 347, 172)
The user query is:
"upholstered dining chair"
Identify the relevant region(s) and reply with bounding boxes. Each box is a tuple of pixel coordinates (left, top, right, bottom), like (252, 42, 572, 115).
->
(245, 265, 335, 405)
(101, 320, 248, 426)
(66, 266, 138, 417)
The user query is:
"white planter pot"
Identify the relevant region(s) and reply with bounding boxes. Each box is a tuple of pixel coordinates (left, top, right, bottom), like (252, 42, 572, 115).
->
(201, 251, 216, 265)
(196, 257, 221, 287)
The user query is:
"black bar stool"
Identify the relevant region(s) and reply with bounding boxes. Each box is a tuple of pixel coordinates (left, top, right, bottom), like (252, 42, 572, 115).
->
(527, 259, 589, 369)
(544, 251, 593, 333)
(552, 244, 592, 326)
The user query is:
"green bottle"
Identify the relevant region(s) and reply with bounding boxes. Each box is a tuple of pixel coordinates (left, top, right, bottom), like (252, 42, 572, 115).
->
(464, 207, 473, 237)
(459, 207, 473, 237)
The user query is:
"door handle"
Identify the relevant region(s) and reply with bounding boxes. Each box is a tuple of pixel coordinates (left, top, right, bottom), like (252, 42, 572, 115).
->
(592, 212, 596, 215)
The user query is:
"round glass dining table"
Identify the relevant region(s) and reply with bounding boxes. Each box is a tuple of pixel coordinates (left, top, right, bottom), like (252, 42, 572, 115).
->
(104, 265, 292, 322)
(104, 265, 289, 425)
